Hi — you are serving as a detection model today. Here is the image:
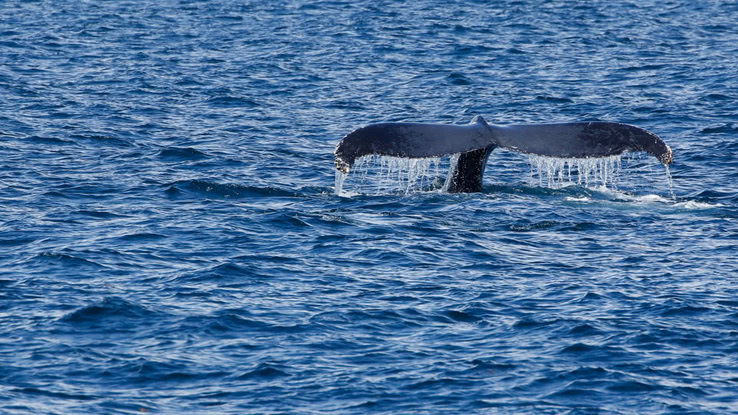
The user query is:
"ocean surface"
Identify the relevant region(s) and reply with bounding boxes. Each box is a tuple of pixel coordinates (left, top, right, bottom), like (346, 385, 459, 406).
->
(2, 0, 738, 413)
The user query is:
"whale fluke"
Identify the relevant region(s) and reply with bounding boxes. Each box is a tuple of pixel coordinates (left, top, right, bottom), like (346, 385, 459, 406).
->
(491, 122, 673, 165)
(334, 116, 494, 174)
(334, 116, 672, 193)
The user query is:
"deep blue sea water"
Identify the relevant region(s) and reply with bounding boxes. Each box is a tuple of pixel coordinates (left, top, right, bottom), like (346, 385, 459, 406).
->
(2, 0, 738, 413)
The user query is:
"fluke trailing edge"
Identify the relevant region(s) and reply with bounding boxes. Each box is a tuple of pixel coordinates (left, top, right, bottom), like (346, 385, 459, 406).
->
(334, 116, 672, 193)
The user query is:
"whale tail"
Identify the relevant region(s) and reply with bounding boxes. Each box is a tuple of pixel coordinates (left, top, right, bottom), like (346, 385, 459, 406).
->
(334, 116, 672, 193)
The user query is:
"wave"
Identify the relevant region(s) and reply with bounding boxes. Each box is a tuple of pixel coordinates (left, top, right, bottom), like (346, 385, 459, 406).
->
(34, 252, 106, 269)
(116, 232, 166, 241)
(236, 363, 290, 380)
(206, 95, 259, 108)
(70, 133, 133, 147)
(700, 123, 738, 134)
(59, 297, 160, 329)
(165, 179, 300, 199)
(179, 310, 309, 336)
(26, 135, 76, 145)
(563, 187, 728, 210)
(158, 147, 209, 161)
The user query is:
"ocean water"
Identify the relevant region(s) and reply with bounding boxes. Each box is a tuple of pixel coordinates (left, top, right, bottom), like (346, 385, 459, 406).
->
(2, 0, 738, 413)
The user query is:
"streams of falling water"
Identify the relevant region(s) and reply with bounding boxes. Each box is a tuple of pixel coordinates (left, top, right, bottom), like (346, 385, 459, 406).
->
(527, 153, 675, 197)
(527, 154, 623, 189)
(334, 155, 455, 196)
(664, 164, 675, 199)
(335, 152, 674, 197)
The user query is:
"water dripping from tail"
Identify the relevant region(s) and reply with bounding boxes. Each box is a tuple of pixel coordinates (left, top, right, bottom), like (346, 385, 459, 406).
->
(334, 151, 675, 197)
(526, 152, 676, 198)
(527, 154, 623, 189)
(334, 154, 459, 196)
(441, 153, 461, 193)
(334, 169, 347, 196)
(664, 164, 675, 199)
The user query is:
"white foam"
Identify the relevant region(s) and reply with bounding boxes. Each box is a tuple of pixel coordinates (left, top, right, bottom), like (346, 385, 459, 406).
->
(674, 200, 724, 209)
(637, 194, 670, 203)
(564, 196, 592, 202)
(588, 189, 722, 210)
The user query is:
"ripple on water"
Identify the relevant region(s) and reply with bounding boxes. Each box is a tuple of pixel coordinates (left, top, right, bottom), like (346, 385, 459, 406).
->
(59, 297, 159, 329)
(2, 0, 738, 414)
(165, 180, 299, 199)
(158, 147, 209, 161)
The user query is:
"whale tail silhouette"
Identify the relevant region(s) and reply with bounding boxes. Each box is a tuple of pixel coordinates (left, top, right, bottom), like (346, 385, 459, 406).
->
(335, 116, 672, 192)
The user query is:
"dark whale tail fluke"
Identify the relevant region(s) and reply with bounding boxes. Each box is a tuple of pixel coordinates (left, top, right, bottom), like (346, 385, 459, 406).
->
(334, 115, 494, 174)
(335, 116, 672, 193)
(491, 122, 673, 165)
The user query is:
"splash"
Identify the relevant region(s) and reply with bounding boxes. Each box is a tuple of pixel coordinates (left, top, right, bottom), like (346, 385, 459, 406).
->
(334, 155, 455, 196)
